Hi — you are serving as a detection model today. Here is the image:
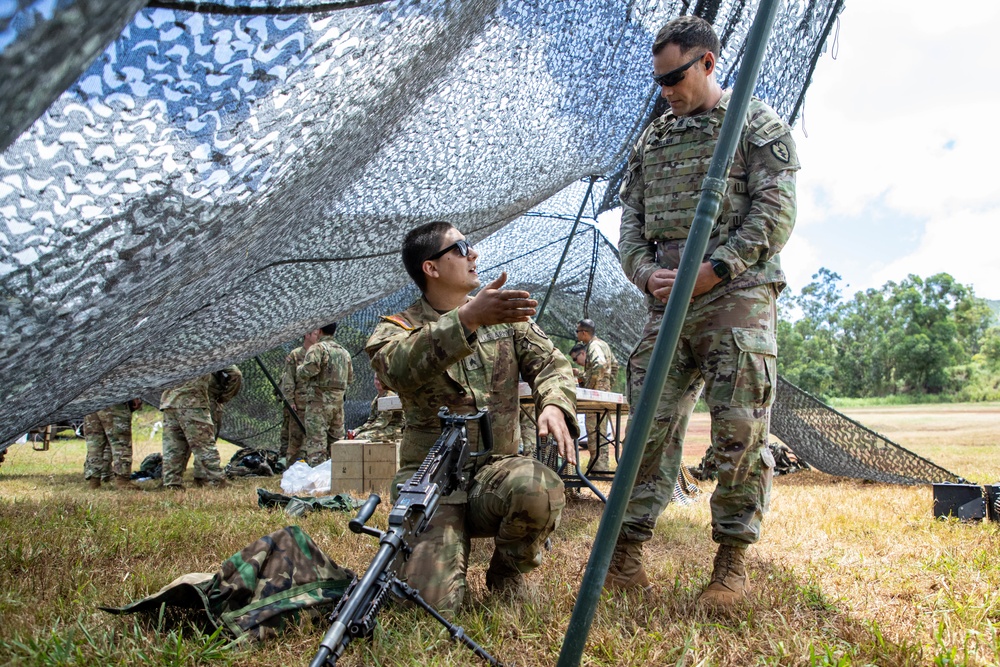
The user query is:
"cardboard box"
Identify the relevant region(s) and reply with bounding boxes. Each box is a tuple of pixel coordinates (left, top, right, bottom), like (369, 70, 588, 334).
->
(330, 439, 399, 495)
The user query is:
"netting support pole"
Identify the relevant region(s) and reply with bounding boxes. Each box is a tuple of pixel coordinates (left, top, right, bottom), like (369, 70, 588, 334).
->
(254, 356, 306, 435)
(536, 175, 598, 323)
(555, 1, 781, 664)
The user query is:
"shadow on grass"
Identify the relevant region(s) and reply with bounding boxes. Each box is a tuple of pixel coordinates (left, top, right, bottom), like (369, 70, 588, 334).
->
(0, 472, 88, 486)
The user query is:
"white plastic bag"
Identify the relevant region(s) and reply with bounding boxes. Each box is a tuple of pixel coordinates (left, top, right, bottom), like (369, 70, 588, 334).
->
(280, 460, 332, 495)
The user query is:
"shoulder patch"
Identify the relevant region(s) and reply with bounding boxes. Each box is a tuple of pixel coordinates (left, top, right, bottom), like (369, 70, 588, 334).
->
(759, 132, 800, 171)
(379, 314, 415, 331)
(770, 140, 791, 164)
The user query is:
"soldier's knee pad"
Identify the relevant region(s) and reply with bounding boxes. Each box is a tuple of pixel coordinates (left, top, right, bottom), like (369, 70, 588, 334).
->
(502, 459, 565, 528)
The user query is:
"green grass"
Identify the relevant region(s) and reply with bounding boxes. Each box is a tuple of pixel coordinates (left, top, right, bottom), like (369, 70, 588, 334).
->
(1, 404, 999, 665)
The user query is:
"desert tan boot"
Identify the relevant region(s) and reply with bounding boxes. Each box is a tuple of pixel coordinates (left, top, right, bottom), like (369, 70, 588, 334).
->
(87, 477, 101, 490)
(697, 544, 748, 610)
(114, 474, 139, 490)
(604, 537, 652, 593)
(485, 552, 526, 598)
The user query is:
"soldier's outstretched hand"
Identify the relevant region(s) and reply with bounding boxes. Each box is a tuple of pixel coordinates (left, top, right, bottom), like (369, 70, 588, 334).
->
(537, 405, 576, 465)
(458, 271, 537, 332)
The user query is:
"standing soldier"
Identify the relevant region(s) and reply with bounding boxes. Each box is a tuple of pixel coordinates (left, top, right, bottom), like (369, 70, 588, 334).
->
(575, 319, 619, 472)
(83, 399, 140, 489)
(278, 334, 313, 465)
(160, 372, 227, 490)
(297, 323, 353, 467)
(612, 16, 798, 610)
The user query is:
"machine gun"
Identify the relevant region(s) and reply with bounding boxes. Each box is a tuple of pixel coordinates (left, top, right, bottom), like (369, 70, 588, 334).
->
(309, 408, 504, 667)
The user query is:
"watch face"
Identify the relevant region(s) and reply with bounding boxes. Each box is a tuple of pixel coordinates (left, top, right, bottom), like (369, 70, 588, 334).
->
(712, 261, 728, 279)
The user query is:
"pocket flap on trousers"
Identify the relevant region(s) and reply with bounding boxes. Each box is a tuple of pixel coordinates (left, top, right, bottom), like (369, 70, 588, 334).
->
(732, 328, 777, 357)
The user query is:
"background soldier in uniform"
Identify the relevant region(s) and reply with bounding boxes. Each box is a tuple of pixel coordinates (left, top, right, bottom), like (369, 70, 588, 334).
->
(366, 221, 578, 616)
(613, 16, 798, 610)
(160, 372, 227, 489)
(575, 318, 619, 472)
(278, 336, 312, 465)
(297, 323, 353, 467)
(83, 399, 139, 489)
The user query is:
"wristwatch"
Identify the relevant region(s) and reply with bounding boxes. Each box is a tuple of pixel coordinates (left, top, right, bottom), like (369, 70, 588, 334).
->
(710, 259, 729, 280)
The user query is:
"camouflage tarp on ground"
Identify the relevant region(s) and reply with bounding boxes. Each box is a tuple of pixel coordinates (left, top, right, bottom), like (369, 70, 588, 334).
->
(101, 525, 354, 641)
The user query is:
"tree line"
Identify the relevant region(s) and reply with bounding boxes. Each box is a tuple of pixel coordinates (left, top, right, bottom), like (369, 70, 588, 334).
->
(777, 269, 1000, 401)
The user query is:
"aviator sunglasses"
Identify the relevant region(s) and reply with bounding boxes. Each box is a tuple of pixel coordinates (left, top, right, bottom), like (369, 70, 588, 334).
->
(425, 238, 474, 262)
(652, 52, 707, 88)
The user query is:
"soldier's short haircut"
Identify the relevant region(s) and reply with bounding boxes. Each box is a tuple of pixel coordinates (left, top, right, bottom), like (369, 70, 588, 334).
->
(321, 322, 338, 335)
(570, 342, 586, 356)
(577, 318, 596, 334)
(652, 15, 720, 58)
(402, 221, 454, 292)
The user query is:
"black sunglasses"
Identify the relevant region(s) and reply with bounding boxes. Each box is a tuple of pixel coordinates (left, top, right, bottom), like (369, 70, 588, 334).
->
(652, 52, 707, 88)
(425, 239, 473, 262)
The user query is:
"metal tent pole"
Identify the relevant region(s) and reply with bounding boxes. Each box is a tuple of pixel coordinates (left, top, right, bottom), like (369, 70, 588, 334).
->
(555, 1, 783, 664)
(536, 176, 598, 323)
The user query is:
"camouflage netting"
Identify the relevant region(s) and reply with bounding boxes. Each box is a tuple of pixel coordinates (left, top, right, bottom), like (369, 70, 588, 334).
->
(0, 0, 844, 445)
(1, 0, 963, 488)
(770, 377, 966, 485)
(208, 179, 643, 449)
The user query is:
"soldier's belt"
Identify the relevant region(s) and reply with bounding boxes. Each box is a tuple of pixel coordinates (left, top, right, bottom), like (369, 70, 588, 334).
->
(654, 236, 721, 270)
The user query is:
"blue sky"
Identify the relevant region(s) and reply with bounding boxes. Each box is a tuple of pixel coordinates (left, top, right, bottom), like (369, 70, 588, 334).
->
(599, 0, 1000, 302)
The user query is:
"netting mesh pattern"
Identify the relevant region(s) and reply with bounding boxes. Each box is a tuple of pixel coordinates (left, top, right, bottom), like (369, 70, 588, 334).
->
(1, 0, 840, 444)
(770, 377, 966, 485)
(208, 180, 645, 448)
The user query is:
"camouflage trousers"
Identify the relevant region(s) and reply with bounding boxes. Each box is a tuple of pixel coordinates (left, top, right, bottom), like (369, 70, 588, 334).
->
(280, 405, 306, 462)
(397, 455, 565, 615)
(84, 404, 133, 480)
(622, 284, 777, 547)
(161, 408, 224, 487)
(302, 392, 344, 467)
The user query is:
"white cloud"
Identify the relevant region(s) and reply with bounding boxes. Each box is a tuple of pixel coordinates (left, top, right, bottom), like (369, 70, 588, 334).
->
(793, 0, 1000, 299)
(595, 0, 1000, 301)
(871, 208, 1000, 297)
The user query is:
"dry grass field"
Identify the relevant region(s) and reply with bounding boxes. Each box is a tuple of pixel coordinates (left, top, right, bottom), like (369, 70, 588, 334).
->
(1, 403, 998, 666)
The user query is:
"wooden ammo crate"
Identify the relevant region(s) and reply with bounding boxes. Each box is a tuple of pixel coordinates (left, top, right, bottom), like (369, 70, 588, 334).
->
(330, 439, 399, 495)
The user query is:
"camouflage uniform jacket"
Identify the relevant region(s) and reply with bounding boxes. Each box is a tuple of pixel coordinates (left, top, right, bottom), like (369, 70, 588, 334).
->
(280, 346, 308, 405)
(583, 336, 619, 391)
(366, 297, 578, 501)
(296, 335, 354, 400)
(209, 365, 243, 405)
(160, 373, 212, 410)
(619, 90, 799, 308)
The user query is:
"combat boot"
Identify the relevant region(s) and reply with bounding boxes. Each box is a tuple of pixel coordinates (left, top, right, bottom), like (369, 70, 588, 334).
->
(114, 475, 139, 490)
(192, 478, 206, 488)
(485, 552, 526, 598)
(697, 544, 748, 610)
(87, 477, 101, 490)
(604, 537, 651, 593)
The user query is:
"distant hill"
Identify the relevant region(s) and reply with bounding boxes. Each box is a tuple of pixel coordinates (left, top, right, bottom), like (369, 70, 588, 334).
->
(988, 299, 1000, 325)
